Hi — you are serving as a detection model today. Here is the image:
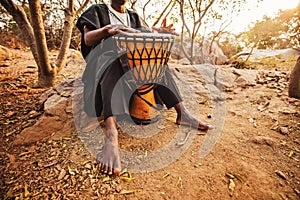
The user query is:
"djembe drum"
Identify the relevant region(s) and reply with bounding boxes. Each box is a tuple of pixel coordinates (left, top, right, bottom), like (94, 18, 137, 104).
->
(113, 33, 174, 124)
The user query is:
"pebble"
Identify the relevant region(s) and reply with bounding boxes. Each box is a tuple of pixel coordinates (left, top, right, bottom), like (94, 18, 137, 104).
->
(279, 127, 289, 135)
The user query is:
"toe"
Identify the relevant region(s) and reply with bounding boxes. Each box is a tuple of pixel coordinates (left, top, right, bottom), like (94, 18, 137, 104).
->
(113, 168, 121, 175)
(99, 163, 104, 172)
(104, 164, 109, 174)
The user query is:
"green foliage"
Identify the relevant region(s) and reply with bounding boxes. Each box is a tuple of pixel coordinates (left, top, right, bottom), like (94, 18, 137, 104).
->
(241, 6, 299, 49)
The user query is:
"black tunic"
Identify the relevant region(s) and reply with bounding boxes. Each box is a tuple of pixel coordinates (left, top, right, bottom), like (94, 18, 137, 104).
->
(76, 4, 182, 119)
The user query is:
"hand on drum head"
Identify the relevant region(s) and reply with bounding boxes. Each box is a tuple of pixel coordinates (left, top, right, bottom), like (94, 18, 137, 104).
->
(107, 24, 141, 36)
(152, 18, 179, 36)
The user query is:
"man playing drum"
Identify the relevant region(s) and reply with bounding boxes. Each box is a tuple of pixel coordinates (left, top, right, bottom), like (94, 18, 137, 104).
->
(76, 0, 213, 176)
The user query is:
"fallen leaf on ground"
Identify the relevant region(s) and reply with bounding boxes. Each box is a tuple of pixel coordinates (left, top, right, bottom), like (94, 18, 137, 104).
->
(81, 160, 92, 166)
(120, 171, 134, 182)
(229, 179, 235, 196)
(24, 184, 30, 197)
(162, 172, 170, 178)
(288, 151, 294, 158)
(119, 189, 135, 195)
(67, 166, 76, 175)
(102, 176, 111, 183)
(176, 177, 182, 188)
(58, 169, 66, 180)
(275, 170, 287, 180)
(258, 102, 270, 111)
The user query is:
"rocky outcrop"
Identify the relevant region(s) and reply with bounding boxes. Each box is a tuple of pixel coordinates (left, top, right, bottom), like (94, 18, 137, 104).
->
(13, 64, 293, 146)
(170, 40, 228, 65)
(235, 48, 300, 62)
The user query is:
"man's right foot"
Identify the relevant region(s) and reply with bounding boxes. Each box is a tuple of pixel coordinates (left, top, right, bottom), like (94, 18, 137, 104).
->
(99, 129, 121, 175)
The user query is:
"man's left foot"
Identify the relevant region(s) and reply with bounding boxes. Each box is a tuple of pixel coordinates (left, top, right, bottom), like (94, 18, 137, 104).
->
(176, 112, 213, 131)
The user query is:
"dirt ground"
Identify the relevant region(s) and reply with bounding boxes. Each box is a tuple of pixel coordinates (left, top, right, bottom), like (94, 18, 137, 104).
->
(0, 48, 299, 200)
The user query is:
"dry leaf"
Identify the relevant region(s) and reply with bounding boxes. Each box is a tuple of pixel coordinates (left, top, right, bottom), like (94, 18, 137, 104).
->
(120, 171, 134, 182)
(162, 172, 170, 178)
(119, 189, 135, 195)
(288, 151, 294, 158)
(81, 160, 92, 166)
(6, 130, 16, 137)
(225, 173, 235, 179)
(68, 166, 75, 175)
(275, 170, 287, 180)
(258, 102, 270, 111)
(58, 169, 66, 180)
(229, 179, 235, 196)
(176, 177, 182, 188)
(102, 176, 111, 182)
(6, 188, 14, 198)
(24, 184, 30, 197)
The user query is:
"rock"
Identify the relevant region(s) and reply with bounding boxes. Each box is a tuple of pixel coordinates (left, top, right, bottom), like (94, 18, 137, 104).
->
(279, 126, 289, 135)
(236, 48, 300, 62)
(235, 76, 248, 88)
(288, 56, 300, 99)
(67, 49, 83, 60)
(13, 79, 80, 146)
(44, 94, 68, 116)
(13, 115, 67, 146)
(0, 45, 11, 61)
(251, 136, 276, 146)
(171, 40, 228, 65)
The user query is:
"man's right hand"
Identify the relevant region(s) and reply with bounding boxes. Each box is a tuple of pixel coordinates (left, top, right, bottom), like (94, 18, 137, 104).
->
(106, 24, 140, 36)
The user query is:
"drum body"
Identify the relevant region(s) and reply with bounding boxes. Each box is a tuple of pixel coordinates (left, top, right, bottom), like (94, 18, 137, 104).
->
(113, 33, 174, 124)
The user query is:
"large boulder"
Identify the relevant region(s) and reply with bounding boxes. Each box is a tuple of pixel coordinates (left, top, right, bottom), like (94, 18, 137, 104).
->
(288, 56, 300, 99)
(170, 40, 228, 65)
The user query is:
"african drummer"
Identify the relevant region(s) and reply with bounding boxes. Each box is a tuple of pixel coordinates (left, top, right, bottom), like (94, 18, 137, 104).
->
(76, 0, 213, 175)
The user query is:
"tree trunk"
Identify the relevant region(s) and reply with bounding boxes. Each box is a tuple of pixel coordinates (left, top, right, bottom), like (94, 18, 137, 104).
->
(29, 0, 55, 87)
(55, 0, 75, 73)
(0, 0, 39, 65)
(288, 56, 300, 99)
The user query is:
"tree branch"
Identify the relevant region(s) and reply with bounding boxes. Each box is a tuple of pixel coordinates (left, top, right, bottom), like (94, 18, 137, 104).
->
(152, 0, 173, 27)
(75, 0, 90, 16)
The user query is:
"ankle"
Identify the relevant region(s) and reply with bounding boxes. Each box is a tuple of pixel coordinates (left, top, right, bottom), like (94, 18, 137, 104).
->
(105, 128, 118, 143)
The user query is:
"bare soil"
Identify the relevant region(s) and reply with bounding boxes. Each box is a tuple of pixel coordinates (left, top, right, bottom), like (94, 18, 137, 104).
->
(0, 48, 299, 200)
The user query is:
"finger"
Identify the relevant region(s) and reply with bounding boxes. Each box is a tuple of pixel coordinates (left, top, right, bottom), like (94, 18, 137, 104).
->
(166, 23, 174, 29)
(162, 18, 167, 27)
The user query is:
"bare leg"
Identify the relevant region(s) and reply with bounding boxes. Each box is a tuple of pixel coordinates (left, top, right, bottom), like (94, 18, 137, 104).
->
(174, 102, 213, 131)
(99, 116, 121, 175)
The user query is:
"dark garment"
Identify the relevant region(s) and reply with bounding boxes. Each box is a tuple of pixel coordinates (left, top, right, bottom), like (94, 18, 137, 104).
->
(76, 4, 182, 119)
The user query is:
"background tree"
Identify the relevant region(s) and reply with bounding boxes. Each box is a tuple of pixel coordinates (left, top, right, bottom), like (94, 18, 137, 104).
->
(175, 0, 249, 64)
(241, 6, 299, 49)
(0, 0, 89, 87)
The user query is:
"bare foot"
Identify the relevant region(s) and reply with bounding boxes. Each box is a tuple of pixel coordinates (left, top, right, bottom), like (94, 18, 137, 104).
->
(176, 111, 213, 131)
(99, 129, 121, 175)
